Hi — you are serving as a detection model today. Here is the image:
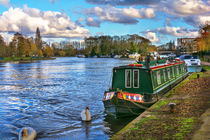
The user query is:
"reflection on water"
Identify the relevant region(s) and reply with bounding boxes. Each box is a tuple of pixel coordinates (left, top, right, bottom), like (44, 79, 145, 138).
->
(0, 57, 135, 139)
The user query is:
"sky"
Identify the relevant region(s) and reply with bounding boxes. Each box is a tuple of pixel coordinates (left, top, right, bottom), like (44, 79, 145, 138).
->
(0, 0, 209, 45)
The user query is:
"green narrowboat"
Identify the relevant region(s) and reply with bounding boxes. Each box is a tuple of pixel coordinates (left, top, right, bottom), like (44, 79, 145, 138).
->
(103, 59, 188, 117)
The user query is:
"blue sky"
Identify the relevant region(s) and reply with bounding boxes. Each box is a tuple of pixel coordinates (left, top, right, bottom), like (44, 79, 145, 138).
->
(0, 0, 209, 45)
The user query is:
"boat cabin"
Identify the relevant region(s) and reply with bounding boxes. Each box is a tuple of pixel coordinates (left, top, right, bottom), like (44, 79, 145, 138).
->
(111, 62, 186, 95)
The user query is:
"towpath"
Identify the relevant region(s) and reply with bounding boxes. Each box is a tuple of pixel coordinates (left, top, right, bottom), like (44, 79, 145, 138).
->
(192, 62, 210, 140)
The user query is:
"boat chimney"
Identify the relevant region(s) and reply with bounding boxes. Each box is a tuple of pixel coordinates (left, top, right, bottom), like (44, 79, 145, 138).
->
(146, 54, 150, 69)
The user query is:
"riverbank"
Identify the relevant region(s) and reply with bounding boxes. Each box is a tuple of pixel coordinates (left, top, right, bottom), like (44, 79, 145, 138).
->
(111, 65, 210, 140)
(0, 57, 56, 63)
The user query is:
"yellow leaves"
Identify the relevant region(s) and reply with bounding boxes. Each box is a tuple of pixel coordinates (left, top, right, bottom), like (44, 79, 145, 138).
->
(44, 46, 53, 57)
(197, 23, 210, 52)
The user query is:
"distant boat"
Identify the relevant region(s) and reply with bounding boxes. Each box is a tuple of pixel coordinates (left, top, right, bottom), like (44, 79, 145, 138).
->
(99, 55, 111, 58)
(159, 55, 169, 59)
(179, 54, 202, 72)
(128, 53, 140, 59)
(113, 55, 122, 58)
(77, 55, 85, 58)
(103, 59, 188, 118)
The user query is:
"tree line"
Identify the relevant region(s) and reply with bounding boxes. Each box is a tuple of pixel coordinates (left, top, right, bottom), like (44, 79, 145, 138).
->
(83, 34, 157, 57)
(0, 27, 52, 58)
(0, 23, 208, 59)
(0, 30, 158, 58)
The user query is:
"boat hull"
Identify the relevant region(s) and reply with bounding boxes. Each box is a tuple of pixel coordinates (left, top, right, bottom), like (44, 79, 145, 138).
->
(103, 97, 149, 118)
(187, 65, 202, 72)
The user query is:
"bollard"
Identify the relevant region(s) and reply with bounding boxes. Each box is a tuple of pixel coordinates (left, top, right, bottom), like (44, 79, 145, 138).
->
(197, 74, 200, 79)
(168, 103, 176, 113)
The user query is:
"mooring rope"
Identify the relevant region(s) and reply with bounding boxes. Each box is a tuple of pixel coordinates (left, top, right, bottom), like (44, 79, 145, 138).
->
(129, 100, 148, 110)
(123, 100, 140, 115)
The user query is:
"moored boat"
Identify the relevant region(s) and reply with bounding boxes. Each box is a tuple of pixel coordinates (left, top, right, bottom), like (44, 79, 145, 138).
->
(128, 53, 140, 59)
(77, 55, 85, 58)
(179, 54, 202, 72)
(103, 58, 188, 118)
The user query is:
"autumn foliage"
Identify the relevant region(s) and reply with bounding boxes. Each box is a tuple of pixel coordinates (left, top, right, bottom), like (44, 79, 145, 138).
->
(197, 22, 210, 53)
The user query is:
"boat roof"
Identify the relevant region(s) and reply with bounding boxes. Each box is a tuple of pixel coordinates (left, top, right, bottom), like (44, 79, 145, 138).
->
(179, 54, 199, 61)
(114, 61, 185, 71)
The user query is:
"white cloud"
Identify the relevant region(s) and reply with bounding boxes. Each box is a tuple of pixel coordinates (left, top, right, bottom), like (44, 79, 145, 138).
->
(84, 6, 156, 26)
(86, 0, 210, 27)
(184, 15, 210, 26)
(142, 8, 156, 18)
(0, 0, 10, 6)
(154, 0, 210, 26)
(87, 0, 210, 17)
(122, 7, 143, 18)
(145, 32, 159, 43)
(157, 26, 199, 37)
(85, 17, 101, 27)
(0, 6, 90, 39)
(166, 0, 210, 16)
(0, 32, 13, 43)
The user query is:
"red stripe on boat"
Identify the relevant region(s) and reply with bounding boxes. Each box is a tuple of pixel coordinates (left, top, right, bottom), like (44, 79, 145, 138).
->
(150, 62, 184, 70)
(129, 64, 143, 67)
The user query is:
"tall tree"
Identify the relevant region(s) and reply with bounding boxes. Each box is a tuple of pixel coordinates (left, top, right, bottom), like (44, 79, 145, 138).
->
(0, 35, 6, 57)
(197, 22, 210, 53)
(35, 27, 43, 51)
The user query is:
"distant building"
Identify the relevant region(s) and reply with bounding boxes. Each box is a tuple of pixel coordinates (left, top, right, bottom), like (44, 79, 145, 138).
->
(177, 38, 198, 53)
(158, 41, 175, 51)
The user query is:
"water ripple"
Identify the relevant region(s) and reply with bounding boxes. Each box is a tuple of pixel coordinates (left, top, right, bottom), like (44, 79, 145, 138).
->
(0, 57, 135, 139)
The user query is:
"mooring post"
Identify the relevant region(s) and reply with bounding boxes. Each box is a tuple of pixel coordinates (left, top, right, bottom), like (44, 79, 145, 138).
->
(168, 103, 176, 113)
(197, 74, 200, 79)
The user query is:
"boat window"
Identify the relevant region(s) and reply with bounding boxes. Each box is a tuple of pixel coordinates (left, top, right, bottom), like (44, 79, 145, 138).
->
(163, 69, 166, 82)
(184, 56, 192, 59)
(193, 56, 198, 59)
(167, 68, 171, 79)
(133, 69, 139, 88)
(157, 71, 161, 85)
(125, 70, 131, 88)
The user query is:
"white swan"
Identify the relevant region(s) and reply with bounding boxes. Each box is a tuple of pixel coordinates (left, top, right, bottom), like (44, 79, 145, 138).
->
(18, 127, 36, 140)
(81, 107, 91, 121)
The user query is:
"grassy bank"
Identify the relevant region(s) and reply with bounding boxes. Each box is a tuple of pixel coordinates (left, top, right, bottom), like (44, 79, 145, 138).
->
(0, 57, 55, 63)
(112, 66, 210, 140)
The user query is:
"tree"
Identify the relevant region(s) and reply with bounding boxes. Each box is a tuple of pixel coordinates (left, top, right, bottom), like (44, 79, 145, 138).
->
(30, 40, 39, 56)
(23, 39, 31, 57)
(0, 35, 6, 57)
(44, 45, 53, 57)
(35, 27, 43, 51)
(39, 50, 43, 56)
(16, 33, 25, 57)
(90, 47, 96, 57)
(197, 22, 210, 54)
(130, 42, 138, 53)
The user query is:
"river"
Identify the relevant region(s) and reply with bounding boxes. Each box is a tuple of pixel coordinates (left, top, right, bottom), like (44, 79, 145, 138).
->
(0, 57, 136, 140)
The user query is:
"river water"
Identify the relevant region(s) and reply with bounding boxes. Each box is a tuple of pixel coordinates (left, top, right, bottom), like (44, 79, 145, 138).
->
(0, 57, 136, 140)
